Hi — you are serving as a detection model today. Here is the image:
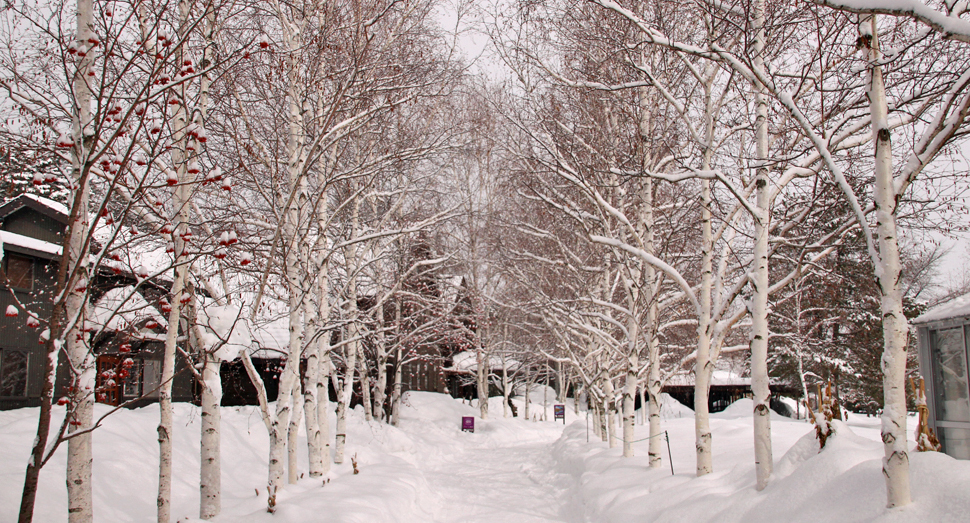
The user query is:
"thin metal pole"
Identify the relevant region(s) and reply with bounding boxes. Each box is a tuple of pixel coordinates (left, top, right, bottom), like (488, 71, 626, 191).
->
(665, 430, 674, 475)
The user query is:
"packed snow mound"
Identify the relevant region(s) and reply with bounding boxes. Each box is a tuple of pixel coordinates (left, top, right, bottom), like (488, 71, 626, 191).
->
(552, 409, 970, 523)
(658, 393, 693, 419)
(711, 397, 754, 418)
(712, 397, 793, 420)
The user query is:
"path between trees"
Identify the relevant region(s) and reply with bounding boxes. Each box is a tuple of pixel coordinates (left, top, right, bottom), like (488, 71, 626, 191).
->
(420, 436, 582, 523)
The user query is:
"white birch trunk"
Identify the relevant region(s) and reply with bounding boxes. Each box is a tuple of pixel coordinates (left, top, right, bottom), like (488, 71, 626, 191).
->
(694, 149, 715, 476)
(238, 350, 281, 511)
(303, 304, 322, 476)
(390, 301, 403, 426)
(502, 352, 510, 418)
(557, 360, 564, 403)
(269, 2, 310, 502)
(544, 370, 550, 421)
(199, 356, 221, 519)
(604, 376, 617, 448)
(477, 347, 489, 419)
(157, 2, 195, 518)
(373, 302, 387, 421)
(750, 0, 773, 491)
(65, 4, 95, 521)
(622, 359, 637, 457)
(319, 355, 333, 475)
(196, 3, 220, 517)
(646, 286, 663, 468)
(862, 14, 912, 508)
(524, 378, 531, 420)
(305, 183, 331, 475)
(390, 350, 402, 424)
(288, 381, 303, 484)
(335, 326, 358, 464)
(360, 357, 373, 422)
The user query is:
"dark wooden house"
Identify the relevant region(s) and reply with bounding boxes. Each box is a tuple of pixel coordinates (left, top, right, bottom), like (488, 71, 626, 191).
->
(1, 194, 195, 410)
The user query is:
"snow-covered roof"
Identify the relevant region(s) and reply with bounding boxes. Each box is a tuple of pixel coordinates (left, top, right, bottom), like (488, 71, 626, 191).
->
(666, 369, 752, 387)
(250, 314, 292, 356)
(195, 303, 254, 362)
(22, 193, 69, 218)
(0, 193, 70, 222)
(0, 230, 63, 258)
(913, 292, 970, 325)
(89, 286, 168, 332)
(447, 350, 520, 373)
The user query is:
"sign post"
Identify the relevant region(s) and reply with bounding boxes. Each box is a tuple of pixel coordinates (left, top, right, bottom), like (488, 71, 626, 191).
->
(554, 404, 565, 424)
(461, 416, 475, 433)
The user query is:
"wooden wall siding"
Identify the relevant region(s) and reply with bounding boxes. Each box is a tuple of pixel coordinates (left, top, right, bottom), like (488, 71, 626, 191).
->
(1, 252, 58, 404)
(0, 208, 65, 244)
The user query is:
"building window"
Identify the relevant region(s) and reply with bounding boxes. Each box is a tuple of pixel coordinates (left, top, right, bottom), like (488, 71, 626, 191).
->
(123, 359, 143, 397)
(931, 327, 970, 423)
(0, 349, 28, 397)
(2, 254, 34, 290)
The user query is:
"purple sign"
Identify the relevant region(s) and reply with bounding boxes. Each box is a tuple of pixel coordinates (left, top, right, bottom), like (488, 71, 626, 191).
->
(461, 416, 475, 433)
(554, 404, 566, 423)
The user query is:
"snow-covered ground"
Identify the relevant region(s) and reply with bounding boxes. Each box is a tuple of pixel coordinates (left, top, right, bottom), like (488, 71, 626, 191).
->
(2, 393, 968, 522)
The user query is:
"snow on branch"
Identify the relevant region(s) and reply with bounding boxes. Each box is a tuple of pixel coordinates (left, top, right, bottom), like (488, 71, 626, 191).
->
(813, 0, 970, 42)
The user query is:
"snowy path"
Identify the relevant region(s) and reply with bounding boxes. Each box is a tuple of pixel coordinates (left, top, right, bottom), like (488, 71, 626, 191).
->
(421, 438, 580, 523)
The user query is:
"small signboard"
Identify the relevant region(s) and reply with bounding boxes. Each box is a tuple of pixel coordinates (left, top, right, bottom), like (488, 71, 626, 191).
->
(554, 404, 566, 424)
(461, 416, 475, 433)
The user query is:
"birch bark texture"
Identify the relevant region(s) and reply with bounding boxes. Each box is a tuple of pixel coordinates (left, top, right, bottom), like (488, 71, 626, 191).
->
(750, 0, 773, 492)
(65, 2, 96, 521)
(860, 14, 911, 508)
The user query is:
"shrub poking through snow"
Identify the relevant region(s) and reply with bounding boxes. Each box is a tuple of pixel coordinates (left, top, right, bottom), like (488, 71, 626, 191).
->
(806, 382, 842, 449)
(911, 377, 941, 452)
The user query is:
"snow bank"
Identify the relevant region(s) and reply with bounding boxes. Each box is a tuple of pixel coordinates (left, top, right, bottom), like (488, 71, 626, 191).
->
(0, 402, 438, 523)
(4, 392, 967, 523)
(550, 409, 970, 523)
(658, 392, 693, 419)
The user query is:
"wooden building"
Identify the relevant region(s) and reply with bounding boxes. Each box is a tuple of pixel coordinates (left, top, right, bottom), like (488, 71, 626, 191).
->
(914, 293, 970, 459)
(1, 194, 195, 410)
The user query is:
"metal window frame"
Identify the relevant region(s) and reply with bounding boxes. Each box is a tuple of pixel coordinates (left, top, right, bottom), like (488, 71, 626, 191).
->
(918, 318, 970, 458)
